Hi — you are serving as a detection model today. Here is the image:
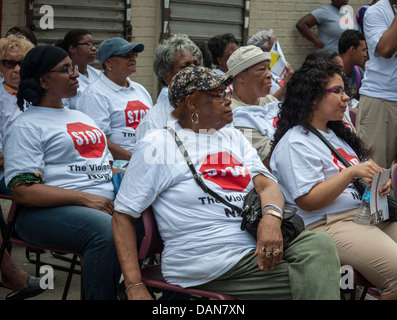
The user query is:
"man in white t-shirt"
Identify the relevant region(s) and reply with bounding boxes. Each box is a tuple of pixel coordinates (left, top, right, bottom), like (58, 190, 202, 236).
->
(356, 0, 397, 168)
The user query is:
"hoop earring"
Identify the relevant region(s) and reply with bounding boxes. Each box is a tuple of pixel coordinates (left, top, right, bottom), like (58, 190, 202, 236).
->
(191, 112, 199, 125)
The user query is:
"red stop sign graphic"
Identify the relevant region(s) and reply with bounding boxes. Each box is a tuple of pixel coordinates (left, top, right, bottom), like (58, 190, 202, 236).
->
(199, 151, 251, 191)
(332, 148, 360, 172)
(272, 116, 279, 128)
(125, 101, 150, 130)
(67, 122, 106, 158)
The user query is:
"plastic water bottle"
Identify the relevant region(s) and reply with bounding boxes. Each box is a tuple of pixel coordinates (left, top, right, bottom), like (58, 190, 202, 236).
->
(354, 186, 371, 225)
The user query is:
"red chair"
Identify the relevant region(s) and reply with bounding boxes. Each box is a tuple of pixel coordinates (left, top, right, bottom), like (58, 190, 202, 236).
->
(352, 269, 376, 300)
(341, 265, 376, 300)
(0, 194, 83, 300)
(138, 207, 237, 300)
(392, 162, 397, 199)
(349, 109, 357, 127)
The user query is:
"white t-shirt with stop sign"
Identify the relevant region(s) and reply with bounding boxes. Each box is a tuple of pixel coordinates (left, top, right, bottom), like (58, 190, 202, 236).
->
(76, 73, 153, 153)
(4, 106, 114, 200)
(114, 121, 276, 287)
(269, 125, 362, 226)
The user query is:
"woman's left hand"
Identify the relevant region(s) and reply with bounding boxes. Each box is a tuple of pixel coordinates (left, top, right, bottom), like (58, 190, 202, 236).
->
(255, 214, 283, 271)
(379, 178, 392, 197)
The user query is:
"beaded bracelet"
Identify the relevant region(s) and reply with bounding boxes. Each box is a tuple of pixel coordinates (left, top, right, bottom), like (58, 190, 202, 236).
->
(125, 282, 144, 294)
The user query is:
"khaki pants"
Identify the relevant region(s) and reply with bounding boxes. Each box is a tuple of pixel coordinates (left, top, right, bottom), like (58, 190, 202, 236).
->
(306, 209, 397, 295)
(194, 231, 341, 300)
(356, 95, 397, 168)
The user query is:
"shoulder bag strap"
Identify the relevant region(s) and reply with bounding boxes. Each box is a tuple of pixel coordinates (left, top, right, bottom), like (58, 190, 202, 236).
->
(165, 126, 242, 214)
(307, 124, 351, 168)
(307, 124, 368, 193)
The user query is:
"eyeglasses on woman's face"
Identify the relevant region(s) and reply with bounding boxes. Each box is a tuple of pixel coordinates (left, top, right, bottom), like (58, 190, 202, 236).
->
(1, 59, 23, 69)
(48, 65, 78, 76)
(200, 90, 232, 102)
(75, 42, 96, 49)
(324, 86, 347, 96)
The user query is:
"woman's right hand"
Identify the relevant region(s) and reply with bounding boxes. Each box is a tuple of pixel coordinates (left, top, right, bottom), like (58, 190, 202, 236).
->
(81, 192, 114, 215)
(349, 159, 384, 184)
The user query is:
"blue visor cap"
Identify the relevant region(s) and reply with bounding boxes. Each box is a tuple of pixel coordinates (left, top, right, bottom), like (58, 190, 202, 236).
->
(98, 37, 144, 65)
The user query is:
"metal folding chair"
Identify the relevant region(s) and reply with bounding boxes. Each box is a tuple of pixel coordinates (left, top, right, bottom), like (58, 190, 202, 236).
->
(0, 194, 83, 300)
(138, 207, 237, 300)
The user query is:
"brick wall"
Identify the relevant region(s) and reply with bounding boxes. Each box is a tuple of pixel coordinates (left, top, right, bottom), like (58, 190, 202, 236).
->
(1, 0, 25, 36)
(130, 0, 161, 101)
(130, 0, 370, 98)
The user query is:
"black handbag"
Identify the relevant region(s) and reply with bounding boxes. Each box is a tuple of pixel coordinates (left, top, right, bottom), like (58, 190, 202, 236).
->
(308, 125, 397, 222)
(241, 189, 304, 249)
(166, 127, 305, 250)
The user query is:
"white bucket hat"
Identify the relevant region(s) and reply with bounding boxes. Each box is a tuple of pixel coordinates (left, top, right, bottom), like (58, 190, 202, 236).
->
(226, 45, 271, 77)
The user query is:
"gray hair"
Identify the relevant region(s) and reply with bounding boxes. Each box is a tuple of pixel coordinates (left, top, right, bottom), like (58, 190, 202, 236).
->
(246, 29, 276, 51)
(153, 34, 203, 86)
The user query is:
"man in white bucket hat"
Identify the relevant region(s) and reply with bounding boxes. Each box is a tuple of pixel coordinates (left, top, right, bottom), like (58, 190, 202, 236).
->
(227, 45, 280, 169)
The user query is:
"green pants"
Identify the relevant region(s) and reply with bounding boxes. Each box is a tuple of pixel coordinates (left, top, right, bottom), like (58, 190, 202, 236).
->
(194, 231, 341, 300)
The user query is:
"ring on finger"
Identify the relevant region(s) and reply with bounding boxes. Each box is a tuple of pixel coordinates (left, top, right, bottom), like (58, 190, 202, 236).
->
(273, 249, 281, 256)
(266, 251, 273, 256)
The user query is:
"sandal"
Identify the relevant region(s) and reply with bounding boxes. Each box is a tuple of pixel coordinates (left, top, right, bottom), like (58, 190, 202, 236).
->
(5, 276, 46, 300)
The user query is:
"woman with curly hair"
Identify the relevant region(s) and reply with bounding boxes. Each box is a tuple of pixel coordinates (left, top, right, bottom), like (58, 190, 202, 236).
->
(269, 59, 397, 300)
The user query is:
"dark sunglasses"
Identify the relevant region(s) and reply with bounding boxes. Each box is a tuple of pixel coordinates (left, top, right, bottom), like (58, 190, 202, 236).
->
(1, 59, 23, 69)
(112, 52, 138, 59)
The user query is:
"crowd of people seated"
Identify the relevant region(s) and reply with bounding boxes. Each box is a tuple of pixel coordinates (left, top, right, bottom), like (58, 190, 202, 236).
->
(0, 0, 396, 301)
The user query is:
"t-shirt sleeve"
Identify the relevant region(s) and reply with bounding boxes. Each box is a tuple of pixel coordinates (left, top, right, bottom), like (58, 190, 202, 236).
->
(363, 6, 389, 56)
(310, 6, 326, 23)
(4, 125, 44, 186)
(114, 135, 173, 218)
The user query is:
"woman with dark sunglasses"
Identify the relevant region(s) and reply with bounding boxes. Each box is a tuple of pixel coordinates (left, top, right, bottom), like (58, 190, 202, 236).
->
(56, 29, 100, 109)
(0, 34, 45, 300)
(0, 34, 34, 194)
